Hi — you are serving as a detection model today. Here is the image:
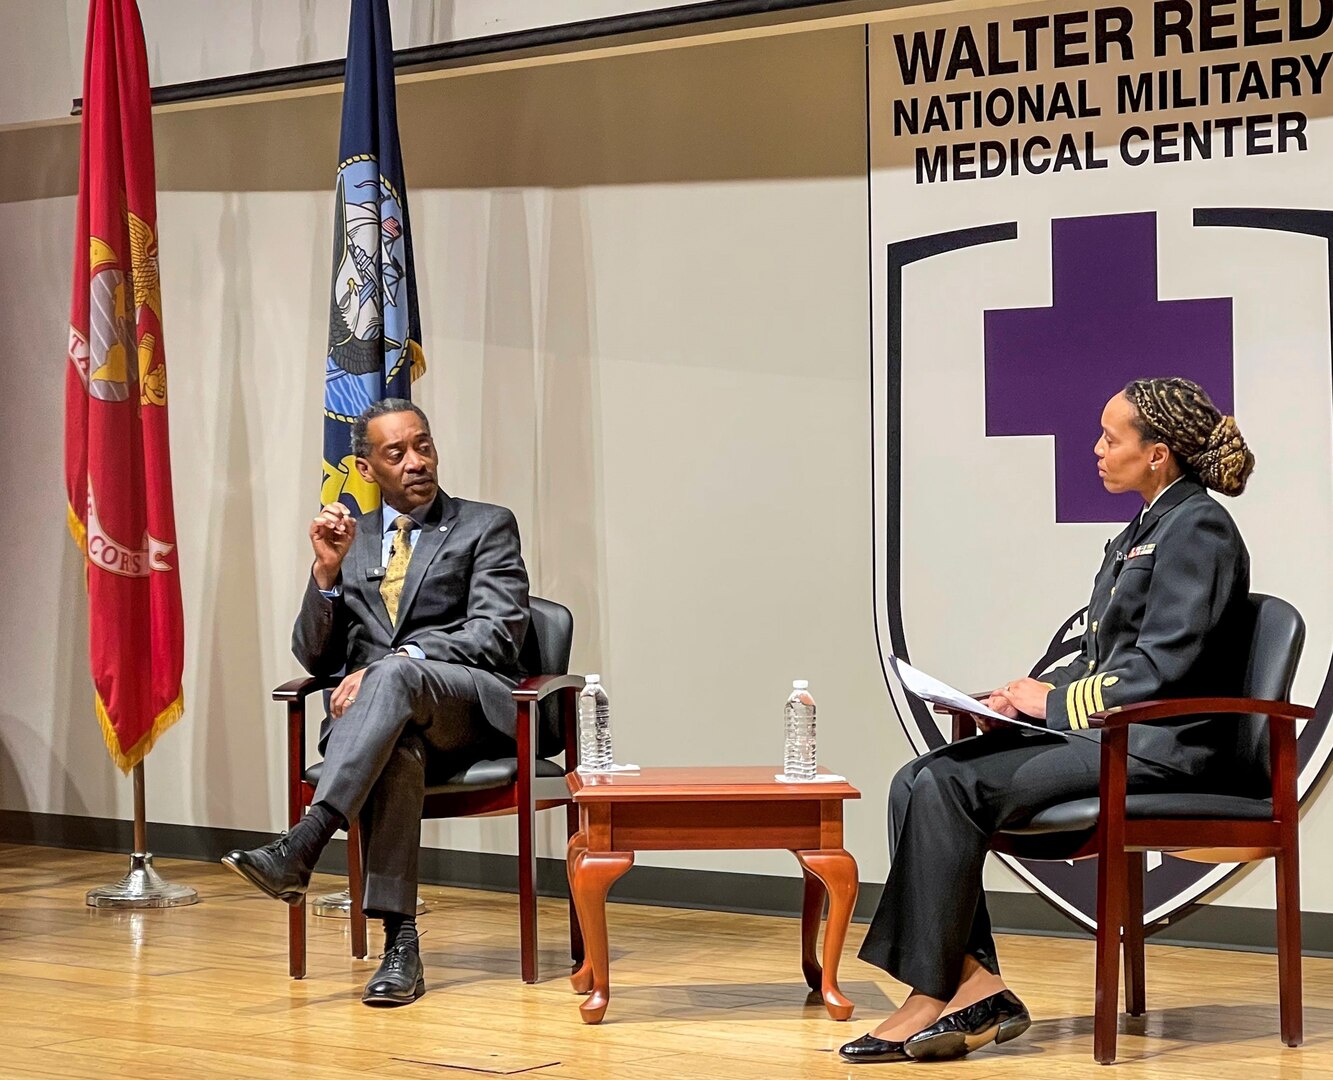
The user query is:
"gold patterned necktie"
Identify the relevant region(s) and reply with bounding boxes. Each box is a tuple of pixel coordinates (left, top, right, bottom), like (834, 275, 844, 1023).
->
(380, 514, 415, 626)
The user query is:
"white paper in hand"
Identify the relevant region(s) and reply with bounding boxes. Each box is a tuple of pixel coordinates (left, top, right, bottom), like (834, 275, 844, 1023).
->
(888, 657, 1065, 736)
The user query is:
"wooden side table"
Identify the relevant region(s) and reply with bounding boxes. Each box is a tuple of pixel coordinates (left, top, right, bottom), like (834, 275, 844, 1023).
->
(565, 765, 861, 1023)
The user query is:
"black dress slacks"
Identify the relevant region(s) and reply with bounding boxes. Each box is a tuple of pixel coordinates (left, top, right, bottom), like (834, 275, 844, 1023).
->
(858, 728, 1189, 998)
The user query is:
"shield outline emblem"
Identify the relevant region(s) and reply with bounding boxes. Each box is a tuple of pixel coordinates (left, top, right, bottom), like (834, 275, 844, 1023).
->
(872, 210, 1333, 928)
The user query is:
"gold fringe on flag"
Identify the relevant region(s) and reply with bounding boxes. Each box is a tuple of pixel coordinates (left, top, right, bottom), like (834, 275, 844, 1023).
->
(67, 501, 88, 553)
(74, 500, 186, 773)
(96, 689, 185, 774)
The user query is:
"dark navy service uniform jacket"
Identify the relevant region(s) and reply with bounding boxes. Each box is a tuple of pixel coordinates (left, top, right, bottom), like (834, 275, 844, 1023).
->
(1040, 477, 1252, 778)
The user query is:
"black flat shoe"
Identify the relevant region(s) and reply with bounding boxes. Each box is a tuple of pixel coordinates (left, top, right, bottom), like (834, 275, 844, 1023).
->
(904, 989, 1031, 1060)
(838, 1033, 912, 1063)
(221, 837, 312, 905)
(362, 943, 426, 1007)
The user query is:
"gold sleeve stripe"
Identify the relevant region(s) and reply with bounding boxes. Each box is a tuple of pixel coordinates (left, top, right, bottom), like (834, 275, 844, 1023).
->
(1065, 673, 1115, 730)
(1068, 678, 1092, 730)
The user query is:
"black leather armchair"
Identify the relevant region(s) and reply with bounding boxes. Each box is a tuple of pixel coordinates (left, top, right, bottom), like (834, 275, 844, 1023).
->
(938, 593, 1311, 1063)
(274, 595, 585, 983)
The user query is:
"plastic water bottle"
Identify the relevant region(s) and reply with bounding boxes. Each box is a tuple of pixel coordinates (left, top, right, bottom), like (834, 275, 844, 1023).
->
(578, 675, 614, 772)
(783, 680, 817, 780)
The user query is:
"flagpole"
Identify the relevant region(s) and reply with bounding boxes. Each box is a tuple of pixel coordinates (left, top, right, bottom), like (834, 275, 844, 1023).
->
(70, 0, 193, 913)
(133, 761, 147, 853)
(312, 0, 427, 926)
(85, 763, 198, 909)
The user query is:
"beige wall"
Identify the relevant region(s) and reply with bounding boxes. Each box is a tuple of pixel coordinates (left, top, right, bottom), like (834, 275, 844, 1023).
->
(0, 27, 910, 883)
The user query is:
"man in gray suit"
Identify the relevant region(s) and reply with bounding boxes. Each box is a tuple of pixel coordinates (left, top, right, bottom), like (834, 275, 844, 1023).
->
(223, 398, 530, 1006)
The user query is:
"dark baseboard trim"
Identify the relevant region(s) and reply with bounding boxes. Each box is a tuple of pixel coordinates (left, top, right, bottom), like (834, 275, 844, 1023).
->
(3, 809, 1322, 956)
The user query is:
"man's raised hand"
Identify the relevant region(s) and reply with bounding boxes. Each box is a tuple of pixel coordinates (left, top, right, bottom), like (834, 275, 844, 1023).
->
(310, 502, 357, 590)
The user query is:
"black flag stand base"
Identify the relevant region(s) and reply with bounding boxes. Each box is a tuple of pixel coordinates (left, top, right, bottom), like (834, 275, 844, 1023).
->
(85, 762, 198, 909)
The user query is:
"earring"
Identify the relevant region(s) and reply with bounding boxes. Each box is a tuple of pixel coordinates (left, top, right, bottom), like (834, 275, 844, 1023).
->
(1151, 464, 1157, 471)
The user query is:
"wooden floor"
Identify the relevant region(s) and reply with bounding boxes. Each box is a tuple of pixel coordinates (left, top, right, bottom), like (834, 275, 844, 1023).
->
(2, 845, 1329, 1079)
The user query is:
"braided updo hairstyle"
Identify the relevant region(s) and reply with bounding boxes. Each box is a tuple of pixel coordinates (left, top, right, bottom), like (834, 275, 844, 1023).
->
(1123, 377, 1255, 496)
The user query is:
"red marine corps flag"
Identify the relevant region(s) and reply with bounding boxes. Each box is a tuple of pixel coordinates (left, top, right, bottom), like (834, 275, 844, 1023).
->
(65, 0, 184, 773)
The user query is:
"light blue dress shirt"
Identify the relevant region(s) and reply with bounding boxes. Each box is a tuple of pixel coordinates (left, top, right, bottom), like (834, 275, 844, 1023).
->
(378, 502, 429, 566)
(319, 503, 430, 659)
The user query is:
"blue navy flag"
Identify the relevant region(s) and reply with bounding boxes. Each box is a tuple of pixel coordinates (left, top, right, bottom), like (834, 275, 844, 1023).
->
(322, 0, 425, 513)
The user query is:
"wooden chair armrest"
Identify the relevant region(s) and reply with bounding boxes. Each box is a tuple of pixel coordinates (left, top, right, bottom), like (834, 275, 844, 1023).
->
(512, 673, 585, 702)
(1093, 697, 1306, 833)
(272, 675, 339, 702)
(1090, 697, 1314, 728)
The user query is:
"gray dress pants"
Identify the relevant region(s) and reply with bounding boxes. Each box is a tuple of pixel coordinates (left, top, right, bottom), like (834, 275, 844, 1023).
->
(312, 657, 493, 917)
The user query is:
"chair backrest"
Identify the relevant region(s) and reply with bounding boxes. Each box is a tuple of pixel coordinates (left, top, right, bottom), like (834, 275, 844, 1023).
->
(1237, 593, 1305, 788)
(521, 596, 573, 677)
(1243, 593, 1305, 700)
(519, 596, 575, 758)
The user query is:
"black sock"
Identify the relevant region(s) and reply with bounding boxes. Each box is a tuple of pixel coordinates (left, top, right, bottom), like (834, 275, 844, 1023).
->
(285, 802, 344, 868)
(383, 913, 419, 952)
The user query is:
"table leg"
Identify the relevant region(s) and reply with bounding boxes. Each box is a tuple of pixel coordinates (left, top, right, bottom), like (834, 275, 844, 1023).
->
(570, 848, 634, 1023)
(794, 848, 858, 1021)
(566, 832, 593, 994)
(799, 866, 826, 992)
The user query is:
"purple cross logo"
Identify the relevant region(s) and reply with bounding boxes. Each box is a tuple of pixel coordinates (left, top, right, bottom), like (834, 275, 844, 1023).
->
(984, 213, 1235, 523)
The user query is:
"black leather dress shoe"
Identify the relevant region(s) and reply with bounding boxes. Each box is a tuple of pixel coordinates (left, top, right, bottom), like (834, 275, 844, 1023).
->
(838, 1033, 912, 1063)
(220, 838, 312, 905)
(904, 989, 1031, 1060)
(362, 943, 426, 1007)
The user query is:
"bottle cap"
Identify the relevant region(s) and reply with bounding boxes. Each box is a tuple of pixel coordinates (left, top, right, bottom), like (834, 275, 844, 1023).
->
(585, 674, 601, 684)
(792, 679, 809, 689)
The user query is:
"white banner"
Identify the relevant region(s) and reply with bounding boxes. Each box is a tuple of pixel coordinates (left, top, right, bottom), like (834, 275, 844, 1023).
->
(869, 0, 1333, 925)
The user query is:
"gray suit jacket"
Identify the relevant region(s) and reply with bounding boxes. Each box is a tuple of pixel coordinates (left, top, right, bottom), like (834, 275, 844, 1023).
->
(291, 491, 531, 741)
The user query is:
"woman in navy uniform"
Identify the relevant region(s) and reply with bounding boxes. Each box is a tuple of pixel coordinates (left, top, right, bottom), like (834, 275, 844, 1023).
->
(842, 377, 1257, 1064)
